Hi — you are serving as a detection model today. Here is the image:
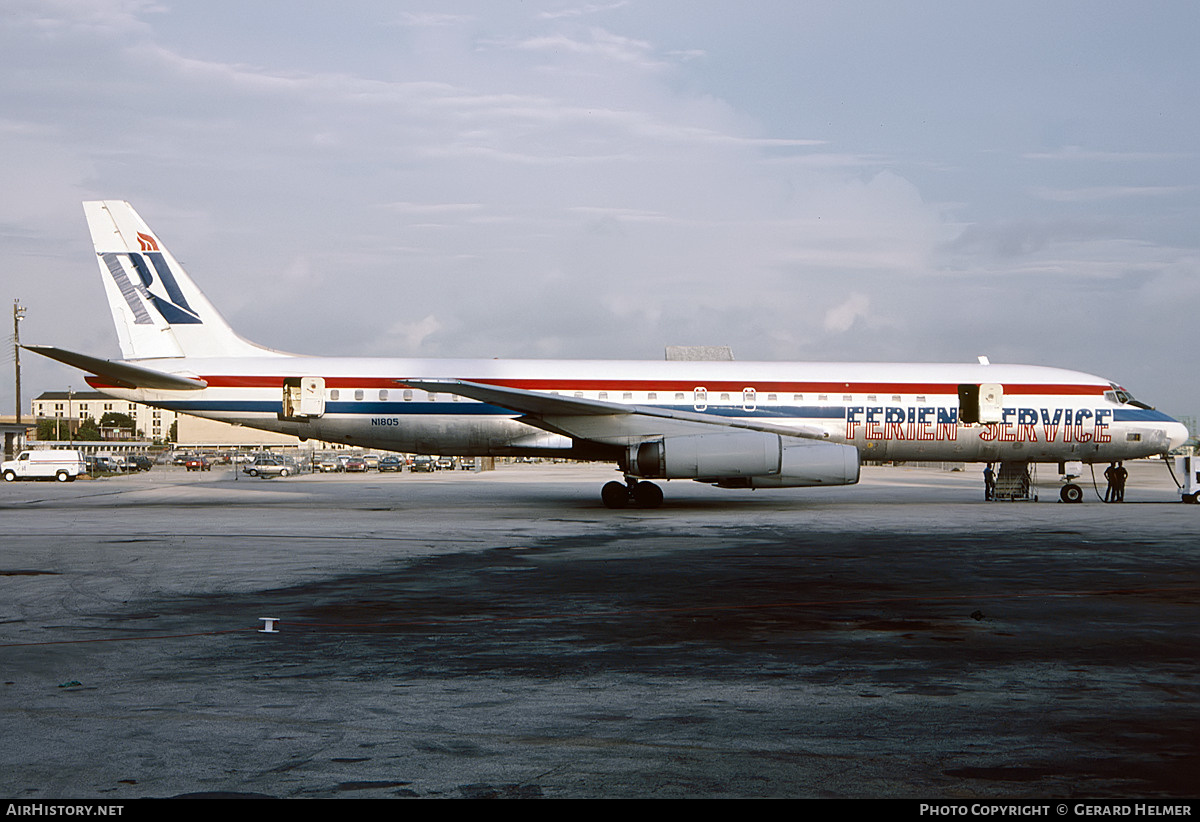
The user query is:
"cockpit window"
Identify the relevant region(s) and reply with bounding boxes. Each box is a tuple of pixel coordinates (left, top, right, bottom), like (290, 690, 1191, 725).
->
(1107, 384, 1154, 410)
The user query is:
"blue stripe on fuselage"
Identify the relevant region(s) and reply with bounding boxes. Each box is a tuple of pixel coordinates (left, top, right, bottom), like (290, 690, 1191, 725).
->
(150, 401, 852, 418)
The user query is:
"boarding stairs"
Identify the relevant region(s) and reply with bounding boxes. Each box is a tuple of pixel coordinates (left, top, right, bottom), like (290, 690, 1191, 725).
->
(993, 461, 1036, 502)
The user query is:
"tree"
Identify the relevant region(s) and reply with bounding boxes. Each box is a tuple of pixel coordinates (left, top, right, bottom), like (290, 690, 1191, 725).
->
(74, 418, 101, 441)
(99, 411, 135, 430)
(100, 412, 135, 439)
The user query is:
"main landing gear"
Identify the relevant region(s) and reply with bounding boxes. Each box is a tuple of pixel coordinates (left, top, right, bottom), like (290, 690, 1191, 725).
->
(602, 477, 664, 509)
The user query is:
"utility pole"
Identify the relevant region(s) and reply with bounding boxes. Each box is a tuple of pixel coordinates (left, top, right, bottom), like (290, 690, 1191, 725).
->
(13, 300, 25, 424)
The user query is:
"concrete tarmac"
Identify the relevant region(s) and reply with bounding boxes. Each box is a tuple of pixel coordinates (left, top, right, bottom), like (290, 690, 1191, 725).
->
(1, 461, 1197, 799)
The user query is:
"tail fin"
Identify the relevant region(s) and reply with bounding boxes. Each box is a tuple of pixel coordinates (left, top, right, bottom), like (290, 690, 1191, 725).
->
(84, 201, 284, 360)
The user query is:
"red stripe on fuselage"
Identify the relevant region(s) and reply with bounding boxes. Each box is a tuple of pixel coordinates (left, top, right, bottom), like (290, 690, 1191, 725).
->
(128, 375, 1109, 397)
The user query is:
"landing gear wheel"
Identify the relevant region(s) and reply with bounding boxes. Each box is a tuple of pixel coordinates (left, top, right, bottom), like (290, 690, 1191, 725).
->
(601, 481, 629, 509)
(1060, 483, 1083, 504)
(632, 481, 663, 509)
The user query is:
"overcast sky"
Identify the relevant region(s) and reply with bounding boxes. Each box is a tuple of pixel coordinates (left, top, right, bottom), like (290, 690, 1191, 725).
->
(2, 1, 1198, 420)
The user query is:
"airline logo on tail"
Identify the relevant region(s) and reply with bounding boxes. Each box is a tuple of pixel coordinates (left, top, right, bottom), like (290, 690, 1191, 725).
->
(102, 246, 202, 325)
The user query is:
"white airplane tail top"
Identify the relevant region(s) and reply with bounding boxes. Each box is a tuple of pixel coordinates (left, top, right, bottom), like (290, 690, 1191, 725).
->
(84, 200, 282, 361)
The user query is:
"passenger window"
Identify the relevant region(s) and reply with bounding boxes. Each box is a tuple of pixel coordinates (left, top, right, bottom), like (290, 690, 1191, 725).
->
(379, 390, 388, 401)
(330, 389, 339, 401)
(354, 390, 364, 401)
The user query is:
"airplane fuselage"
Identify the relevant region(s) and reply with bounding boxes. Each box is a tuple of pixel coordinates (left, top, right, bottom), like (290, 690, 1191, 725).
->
(88, 356, 1182, 465)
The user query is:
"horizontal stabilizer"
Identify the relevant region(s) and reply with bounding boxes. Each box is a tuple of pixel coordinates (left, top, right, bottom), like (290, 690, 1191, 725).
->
(23, 345, 208, 390)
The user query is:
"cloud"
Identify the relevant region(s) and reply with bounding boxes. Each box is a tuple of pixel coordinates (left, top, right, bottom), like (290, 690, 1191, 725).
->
(1, 2, 1198, 419)
(1032, 186, 1193, 203)
(391, 12, 477, 28)
(1021, 147, 1193, 163)
(823, 293, 870, 334)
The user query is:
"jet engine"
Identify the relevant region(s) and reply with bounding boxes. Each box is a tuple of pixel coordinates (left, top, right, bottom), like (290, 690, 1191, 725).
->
(625, 431, 859, 488)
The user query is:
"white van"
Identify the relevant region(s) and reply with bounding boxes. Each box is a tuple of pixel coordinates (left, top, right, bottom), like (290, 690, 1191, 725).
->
(2, 450, 86, 482)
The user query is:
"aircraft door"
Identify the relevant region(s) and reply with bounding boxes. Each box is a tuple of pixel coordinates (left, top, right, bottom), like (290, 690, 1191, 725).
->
(978, 383, 1003, 423)
(958, 382, 1004, 425)
(300, 377, 325, 416)
(281, 377, 325, 419)
(742, 387, 757, 412)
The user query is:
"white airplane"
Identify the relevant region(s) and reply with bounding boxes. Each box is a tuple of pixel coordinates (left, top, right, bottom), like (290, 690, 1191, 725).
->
(27, 201, 1189, 507)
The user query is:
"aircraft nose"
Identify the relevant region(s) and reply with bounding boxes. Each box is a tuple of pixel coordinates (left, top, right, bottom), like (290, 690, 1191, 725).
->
(1166, 421, 1190, 452)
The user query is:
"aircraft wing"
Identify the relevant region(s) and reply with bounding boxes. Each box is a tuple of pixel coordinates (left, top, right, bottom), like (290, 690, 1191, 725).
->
(24, 345, 208, 390)
(399, 378, 833, 445)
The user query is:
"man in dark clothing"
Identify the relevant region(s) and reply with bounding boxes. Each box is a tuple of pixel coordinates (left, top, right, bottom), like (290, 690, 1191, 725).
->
(1114, 462, 1128, 502)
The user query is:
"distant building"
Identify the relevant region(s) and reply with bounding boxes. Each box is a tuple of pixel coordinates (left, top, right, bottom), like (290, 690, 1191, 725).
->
(32, 391, 176, 442)
(175, 414, 343, 450)
(32, 389, 339, 450)
(1, 417, 34, 460)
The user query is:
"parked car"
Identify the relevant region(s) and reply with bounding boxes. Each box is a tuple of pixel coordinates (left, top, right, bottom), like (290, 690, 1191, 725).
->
(378, 455, 403, 472)
(317, 457, 341, 473)
(435, 456, 457, 470)
(127, 455, 153, 471)
(410, 455, 435, 473)
(185, 456, 211, 472)
(344, 457, 368, 473)
(362, 454, 381, 469)
(244, 455, 296, 478)
(91, 455, 120, 474)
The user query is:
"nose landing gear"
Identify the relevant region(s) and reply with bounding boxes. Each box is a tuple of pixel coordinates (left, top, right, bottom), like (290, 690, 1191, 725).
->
(1059, 483, 1084, 504)
(602, 477, 664, 509)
